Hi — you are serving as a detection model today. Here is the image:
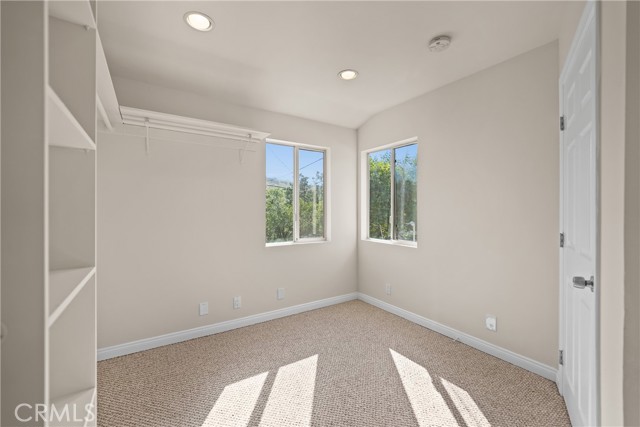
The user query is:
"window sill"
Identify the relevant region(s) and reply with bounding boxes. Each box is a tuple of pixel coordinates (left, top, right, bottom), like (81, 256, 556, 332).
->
(362, 238, 418, 248)
(266, 239, 329, 248)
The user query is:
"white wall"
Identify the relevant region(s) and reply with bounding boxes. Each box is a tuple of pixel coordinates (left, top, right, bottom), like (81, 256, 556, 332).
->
(97, 77, 357, 348)
(357, 42, 560, 367)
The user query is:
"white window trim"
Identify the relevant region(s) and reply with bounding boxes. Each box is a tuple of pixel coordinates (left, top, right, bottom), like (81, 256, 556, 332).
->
(265, 138, 331, 247)
(361, 136, 418, 248)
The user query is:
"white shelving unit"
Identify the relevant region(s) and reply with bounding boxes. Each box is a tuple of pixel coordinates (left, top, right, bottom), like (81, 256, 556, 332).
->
(47, 8, 98, 427)
(2, 1, 118, 425)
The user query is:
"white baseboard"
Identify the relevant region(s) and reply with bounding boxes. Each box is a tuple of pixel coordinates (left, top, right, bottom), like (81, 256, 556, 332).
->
(98, 292, 358, 361)
(357, 292, 558, 382)
(99, 291, 558, 383)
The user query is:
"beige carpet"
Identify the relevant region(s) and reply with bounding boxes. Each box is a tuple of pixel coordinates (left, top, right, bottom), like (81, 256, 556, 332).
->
(97, 300, 571, 427)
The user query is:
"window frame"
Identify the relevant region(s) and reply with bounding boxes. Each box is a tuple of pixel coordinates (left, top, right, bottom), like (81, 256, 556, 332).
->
(265, 138, 330, 247)
(362, 136, 418, 248)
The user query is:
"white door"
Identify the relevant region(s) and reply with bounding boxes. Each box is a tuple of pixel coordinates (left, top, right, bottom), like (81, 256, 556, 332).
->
(559, 2, 598, 426)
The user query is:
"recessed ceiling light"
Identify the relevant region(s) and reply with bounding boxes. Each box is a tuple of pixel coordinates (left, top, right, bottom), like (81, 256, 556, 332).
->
(184, 11, 214, 32)
(338, 69, 359, 81)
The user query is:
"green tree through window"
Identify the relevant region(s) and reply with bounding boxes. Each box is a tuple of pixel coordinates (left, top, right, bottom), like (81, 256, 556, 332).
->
(394, 144, 418, 242)
(298, 149, 324, 239)
(266, 142, 325, 244)
(368, 150, 392, 239)
(368, 143, 418, 243)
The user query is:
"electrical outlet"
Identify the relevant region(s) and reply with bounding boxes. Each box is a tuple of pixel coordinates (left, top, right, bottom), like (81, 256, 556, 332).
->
(233, 296, 241, 309)
(199, 302, 208, 316)
(385, 283, 392, 295)
(277, 288, 285, 300)
(485, 315, 497, 332)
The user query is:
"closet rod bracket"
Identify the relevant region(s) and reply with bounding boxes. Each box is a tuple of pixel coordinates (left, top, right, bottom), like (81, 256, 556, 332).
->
(239, 135, 252, 164)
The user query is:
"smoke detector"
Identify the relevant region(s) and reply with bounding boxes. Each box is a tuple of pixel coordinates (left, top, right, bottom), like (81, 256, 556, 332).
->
(428, 35, 451, 52)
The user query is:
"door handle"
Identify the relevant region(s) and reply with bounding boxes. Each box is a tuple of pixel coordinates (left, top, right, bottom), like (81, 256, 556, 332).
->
(573, 276, 594, 292)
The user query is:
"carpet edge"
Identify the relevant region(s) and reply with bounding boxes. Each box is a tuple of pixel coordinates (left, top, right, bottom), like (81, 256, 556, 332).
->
(97, 292, 359, 361)
(357, 292, 559, 383)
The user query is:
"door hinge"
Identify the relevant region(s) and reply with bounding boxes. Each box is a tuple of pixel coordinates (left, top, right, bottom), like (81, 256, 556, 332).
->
(560, 116, 565, 131)
(560, 232, 565, 248)
(559, 350, 564, 366)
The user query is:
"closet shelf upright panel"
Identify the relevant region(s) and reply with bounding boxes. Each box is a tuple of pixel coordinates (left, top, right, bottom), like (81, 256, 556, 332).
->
(46, 1, 98, 422)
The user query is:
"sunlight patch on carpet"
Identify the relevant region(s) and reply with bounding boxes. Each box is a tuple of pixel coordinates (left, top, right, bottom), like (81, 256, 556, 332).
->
(201, 371, 268, 427)
(390, 348, 460, 427)
(441, 378, 491, 427)
(259, 354, 318, 427)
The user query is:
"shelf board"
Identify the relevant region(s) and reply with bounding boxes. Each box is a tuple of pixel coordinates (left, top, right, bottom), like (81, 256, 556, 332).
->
(48, 86, 96, 151)
(49, 0, 96, 29)
(50, 386, 96, 427)
(49, 267, 96, 327)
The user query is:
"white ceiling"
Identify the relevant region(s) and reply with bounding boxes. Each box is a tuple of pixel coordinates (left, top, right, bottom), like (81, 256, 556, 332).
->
(98, 1, 567, 129)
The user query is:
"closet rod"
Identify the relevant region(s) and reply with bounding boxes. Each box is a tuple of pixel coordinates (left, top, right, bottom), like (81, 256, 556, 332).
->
(130, 116, 260, 140)
(121, 119, 261, 145)
(98, 129, 259, 153)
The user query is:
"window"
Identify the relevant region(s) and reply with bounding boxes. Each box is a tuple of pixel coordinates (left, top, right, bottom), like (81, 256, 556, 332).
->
(266, 140, 327, 245)
(366, 140, 418, 244)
